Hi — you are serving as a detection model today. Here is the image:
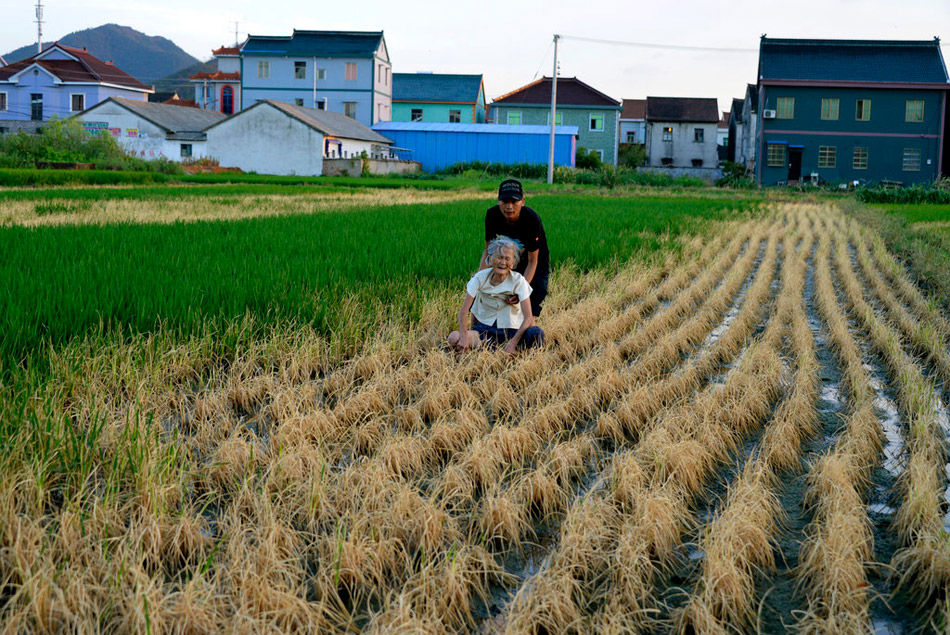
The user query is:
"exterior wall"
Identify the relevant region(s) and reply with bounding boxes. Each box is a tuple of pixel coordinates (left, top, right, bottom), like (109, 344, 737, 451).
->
(475, 85, 487, 123)
(645, 121, 719, 168)
(619, 119, 646, 145)
(322, 157, 420, 176)
(757, 85, 944, 185)
(493, 104, 620, 165)
(205, 104, 324, 175)
(392, 102, 478, 123)
(0, 67, 146, 122)
(74, 102, 210, 160)
(323, 138, 391, 160)
(240, 55, 386, 126)
(373, 57, 392, 123)
(371, 124, 577, 172)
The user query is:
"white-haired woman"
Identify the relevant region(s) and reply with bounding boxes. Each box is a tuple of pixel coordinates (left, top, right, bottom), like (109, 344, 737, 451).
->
(448, 236, 545, 354)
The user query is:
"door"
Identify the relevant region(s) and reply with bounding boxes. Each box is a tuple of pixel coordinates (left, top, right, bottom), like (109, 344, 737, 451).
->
(787, 147, 802, 183)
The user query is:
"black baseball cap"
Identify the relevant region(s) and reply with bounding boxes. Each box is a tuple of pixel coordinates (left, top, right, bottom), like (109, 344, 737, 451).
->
(498, 179, 524, 201)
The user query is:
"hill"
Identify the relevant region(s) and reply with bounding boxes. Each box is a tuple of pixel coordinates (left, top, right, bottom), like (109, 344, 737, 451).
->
(2, 23, 200, 84)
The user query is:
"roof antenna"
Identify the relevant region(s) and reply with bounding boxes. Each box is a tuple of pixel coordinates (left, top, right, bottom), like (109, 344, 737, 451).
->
(234, 21, 239, 47)
(35, 0, 43, 54)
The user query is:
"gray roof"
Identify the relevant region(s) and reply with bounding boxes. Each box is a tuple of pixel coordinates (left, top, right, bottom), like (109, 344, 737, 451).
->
(100, 97, 226, 133)
(210, 100, 392, 144)
(393, 73, 483, 103)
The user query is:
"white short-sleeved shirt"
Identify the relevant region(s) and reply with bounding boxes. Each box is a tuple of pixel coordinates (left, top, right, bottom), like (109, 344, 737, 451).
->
(466, 269, 533, 329)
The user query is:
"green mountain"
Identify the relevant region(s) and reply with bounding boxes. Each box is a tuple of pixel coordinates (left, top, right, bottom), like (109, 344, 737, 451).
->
(2, 23, 201, 84)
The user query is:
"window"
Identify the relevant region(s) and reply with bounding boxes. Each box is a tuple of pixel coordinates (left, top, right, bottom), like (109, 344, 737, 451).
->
(317, 99, 326, 111)
(257, 60, 270, 79)
(344, 101, 357, 119)
(30, 93, 42, 121)
(818, 145, 836, 168)
(693, 128, 704, 143)
(776, 97, 794, 119)
(547, 111, 562, 125)
(507, 111, 522, 125)
(661, 157, 673, 165)
(294, 98, 304, 106)
(902, 148, 921, 171)
(221, 85, 233, 115)
(820, 98, 839, 120)
(589, 113, 604, 131)
(853, 146, 868, 170)
(70, 94, 84, 112)
(449, 109, 461, 123)
(294, 61, 306, 80)
(625, 131, 635, 143)
(180, 143, 192, 158)
(411, 108, 423, 122)
(662, 126, 672, 141)
(316, 68, 327, 80)
(905, 100, 924, 122)
(855, 99, 871, 121)
(378, 65, 388, 84)
(0, 92, 6, 111)
(345, 63, 357, 81)
(767, 143, 785, 167)
(691, 158, 703, 167)
(594, 150, 604, 160)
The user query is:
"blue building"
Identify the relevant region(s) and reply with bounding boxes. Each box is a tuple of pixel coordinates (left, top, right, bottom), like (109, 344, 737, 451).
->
(392, 73, 487, 123)
(756, 37, 949, 186)
(239, 30, 391, 128)
(0, 44, 150, 123)
(371, 121, 577, 172)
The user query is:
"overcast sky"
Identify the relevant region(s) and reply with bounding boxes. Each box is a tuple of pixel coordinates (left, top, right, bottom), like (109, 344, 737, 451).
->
(2, 0, 948, 112)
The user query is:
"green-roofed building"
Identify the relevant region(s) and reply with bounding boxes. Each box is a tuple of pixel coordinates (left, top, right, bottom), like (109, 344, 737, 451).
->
(392, 73, 487, 123)
(756, 37, 949, 186)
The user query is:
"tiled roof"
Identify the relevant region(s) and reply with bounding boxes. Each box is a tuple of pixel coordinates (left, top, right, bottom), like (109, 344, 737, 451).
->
(730, 98, 744, 123)
(758, 37, 949, 84)
(189, 71, 241, 81)
(212, 46, 241, 56)
(493, 77, 620, 108)
(95, 97, 226, 133)
(0, 44, 150, 91)
(718, 112, 729, 129)
(163, 98, 198, 108)
(242, 30, 384, 57)
(215, 100, 393, 143)
(621, 98, 646, 119)
(393, 73, 483, 103)
(646, 97, 720, 123)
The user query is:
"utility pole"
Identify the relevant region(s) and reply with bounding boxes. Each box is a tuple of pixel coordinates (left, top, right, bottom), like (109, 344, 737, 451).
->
(546, 34, 559, 184)
(35, 0, 43, 54)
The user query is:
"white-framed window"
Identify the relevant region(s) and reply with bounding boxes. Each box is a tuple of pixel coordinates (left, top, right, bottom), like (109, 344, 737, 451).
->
(70, 93, 85, 112)
(902, 148, 921, 171)
(776, 97, 794, 119)
(294, 98, 304, 106)
(0, 92, 6, 111)
(767, 143, 785, 167)
(316, 68, 326, 80)
(855, 99, 871, 121)
(449, 109, 461, 123)
(818, 145, 836, 168)
(905, 100, 924, 122)
(411, 108, 423, 122)
(546, 111, 563, 125)
(853, 146, 868, 170)
(180, 143, 192, 158)
(294, 61, 306, 80)
(693, 128, 704, 143)
(507, 111, 522, 125)
(594, 149, 604, 160)
(662, 126, 672, 141)
(345, 63, 357, 81)
(625, 131, 635, 143)
(317, 99, 326, 110)
(378, 65, 388, 84)
(590, 113, 604, 131)
(257, 60, 270, 79)
(344, 101, 357, 119)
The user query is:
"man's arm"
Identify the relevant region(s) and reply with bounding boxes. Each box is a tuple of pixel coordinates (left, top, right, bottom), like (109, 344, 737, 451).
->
(478, 241, 491, 271)
(522, 250, 538, 284)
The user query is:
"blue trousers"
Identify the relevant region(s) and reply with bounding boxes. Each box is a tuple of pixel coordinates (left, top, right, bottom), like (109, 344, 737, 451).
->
(473, 319, 545, 349)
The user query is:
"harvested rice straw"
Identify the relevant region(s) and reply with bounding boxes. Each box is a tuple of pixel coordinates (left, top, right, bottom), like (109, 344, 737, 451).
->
(830, 215, 950, 623)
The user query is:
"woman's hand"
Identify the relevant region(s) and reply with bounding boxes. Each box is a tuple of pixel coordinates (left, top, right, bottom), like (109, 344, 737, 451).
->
(504, 340, 517, 355)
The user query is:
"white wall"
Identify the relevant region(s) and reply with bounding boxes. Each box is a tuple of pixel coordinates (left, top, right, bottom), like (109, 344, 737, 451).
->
(645, 121, 719, 168)
(75, 102, 210, 160)
(205, 103, 324, 175)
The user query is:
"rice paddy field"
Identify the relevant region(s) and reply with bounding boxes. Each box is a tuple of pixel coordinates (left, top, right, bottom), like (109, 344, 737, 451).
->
(1, 183, 949, 632)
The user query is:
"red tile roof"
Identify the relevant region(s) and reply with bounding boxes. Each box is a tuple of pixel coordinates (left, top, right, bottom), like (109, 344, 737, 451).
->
(212, 46, 241, 56)
(189, 71, 241, 81)
(621, 98, 646, 119)
(493, 77, 620, 108)
(0, 44, 149, 91)
(164, 97, 198, 108)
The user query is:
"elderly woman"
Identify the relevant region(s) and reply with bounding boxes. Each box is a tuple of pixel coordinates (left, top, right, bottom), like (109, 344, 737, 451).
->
(448, 236, 545, 353)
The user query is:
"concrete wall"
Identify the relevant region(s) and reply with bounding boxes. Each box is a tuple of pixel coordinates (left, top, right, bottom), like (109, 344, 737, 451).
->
(322, 158, 420, 176)
(645, 121, 720, 168)
(205, 103, 324, 175)
(75, 102, 210, 160)
(619, 119, 646, 145)
(638, 165, 722, 182)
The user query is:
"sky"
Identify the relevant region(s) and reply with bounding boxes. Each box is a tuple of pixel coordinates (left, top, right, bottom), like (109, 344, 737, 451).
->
(1, 0, 948, 113)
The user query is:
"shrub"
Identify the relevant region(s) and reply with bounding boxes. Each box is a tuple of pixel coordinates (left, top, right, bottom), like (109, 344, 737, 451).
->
(618, 143, 646, 169)
(716, 162, 757, 189)
(439, 161, 547, 180)
(575, 147, 602, 170)
(855, 182, 950, 204)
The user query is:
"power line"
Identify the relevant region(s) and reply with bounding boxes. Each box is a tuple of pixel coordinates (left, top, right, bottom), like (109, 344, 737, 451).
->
(559, 34, 756, 54)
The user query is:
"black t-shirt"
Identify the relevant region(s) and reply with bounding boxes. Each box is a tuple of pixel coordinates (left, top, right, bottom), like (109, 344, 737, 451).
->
(485, 205, 550, 279)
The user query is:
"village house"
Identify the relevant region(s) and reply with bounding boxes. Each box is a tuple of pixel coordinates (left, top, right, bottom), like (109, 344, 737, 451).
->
(189, 46, 241, 114)
(238, 30, 392, 127)
(203, 99, 394, 176)
(392, 73, 487, 123)
(74, 97, 225, 160)
(619, 98, 646, 146)
(756, 37, 949, 186)
(644, 96, 720, 174)
(491, 77, 621, 165)
(730, 84, 759, 170)
(0, 44, 150, 125)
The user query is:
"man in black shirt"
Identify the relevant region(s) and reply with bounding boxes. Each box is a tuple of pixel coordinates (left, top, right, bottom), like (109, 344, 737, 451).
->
(481, 179, 550, 316)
